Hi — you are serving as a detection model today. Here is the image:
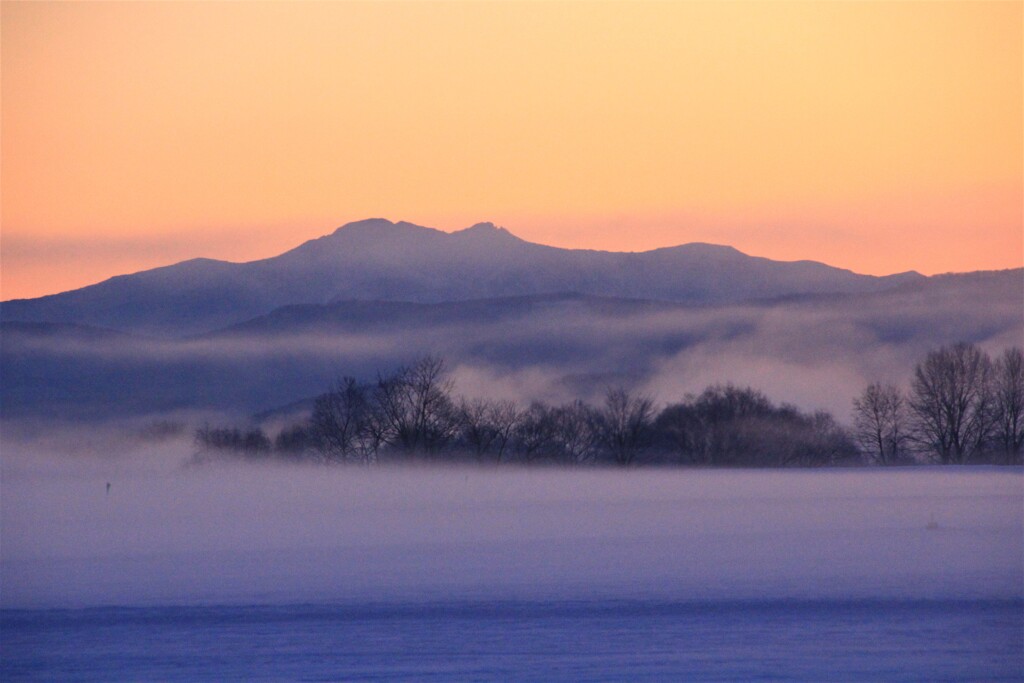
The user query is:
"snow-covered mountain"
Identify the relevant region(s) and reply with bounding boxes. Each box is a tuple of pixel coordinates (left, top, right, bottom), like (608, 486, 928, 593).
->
(1, 218, 923, 336)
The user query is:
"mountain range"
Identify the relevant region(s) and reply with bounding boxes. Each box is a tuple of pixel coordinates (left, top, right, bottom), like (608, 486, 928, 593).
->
(1, 219, 1020, 421)
(2, 218, 924, 337)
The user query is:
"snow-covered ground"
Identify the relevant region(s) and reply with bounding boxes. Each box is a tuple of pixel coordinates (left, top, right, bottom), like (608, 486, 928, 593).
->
(2, 438, 1021, 679)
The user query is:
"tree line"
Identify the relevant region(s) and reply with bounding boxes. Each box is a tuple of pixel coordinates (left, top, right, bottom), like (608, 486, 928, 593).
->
(852, 343, 1023, 465)
(195, 343, 1023, 467)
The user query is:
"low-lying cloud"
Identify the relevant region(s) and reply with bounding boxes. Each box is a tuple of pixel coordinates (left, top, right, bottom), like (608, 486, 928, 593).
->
(2, 272, 1020, 422)
(1, 434, 1020, 608)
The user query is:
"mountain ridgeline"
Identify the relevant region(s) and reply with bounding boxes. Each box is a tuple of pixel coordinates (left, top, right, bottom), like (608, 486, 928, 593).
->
(1, 219, 1020, 422)
(1, 219, 924, 337)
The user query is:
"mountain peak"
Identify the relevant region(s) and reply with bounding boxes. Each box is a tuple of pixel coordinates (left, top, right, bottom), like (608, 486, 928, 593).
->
(452, 221, 521, 243)
(331, 218, 395, 235)
(321, 219, 518, 247)
(323, 219, 449, 248)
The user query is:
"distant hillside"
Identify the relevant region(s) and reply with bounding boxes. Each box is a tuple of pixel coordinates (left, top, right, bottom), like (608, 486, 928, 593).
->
(1, 218, 922, 336)
(2, 270, 1018, 421)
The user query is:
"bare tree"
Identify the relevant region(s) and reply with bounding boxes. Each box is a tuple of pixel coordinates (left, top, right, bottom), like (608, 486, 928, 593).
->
(992, 347, 1024, 464)
(373, 367, 413, 452)
(274, 422, 317, 458)
(457, 397, 499, 461)
(487, 399, 522, 463)
(691, 385, 774, 466)
(909, 342, 994, 464)
(653, 400, 702, 464)
(651, 385, 856, 467)
(194, 424, 271, 459)
(510, 400, 603, 464)
(374, 356, 458, 456)
(311, 377, 374, 463)
(551, 400, 599, 465)
(596, 387, 655, 466)
(790, 411, 859, 467)
(513, 402, 559, 462)
(455, 397, 521, 462)
(852, 382, 909, 465)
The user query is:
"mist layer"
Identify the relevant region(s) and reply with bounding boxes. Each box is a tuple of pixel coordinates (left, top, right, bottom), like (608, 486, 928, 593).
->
(2, 440, 1020, 608)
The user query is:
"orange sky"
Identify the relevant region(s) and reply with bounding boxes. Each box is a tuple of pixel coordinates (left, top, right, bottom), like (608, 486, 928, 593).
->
(2, 1, 1021, 299)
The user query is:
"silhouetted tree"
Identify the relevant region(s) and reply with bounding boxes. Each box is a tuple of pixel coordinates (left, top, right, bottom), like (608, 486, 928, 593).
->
(457, 397, 521, 463)
(510, 400, 598, 464)
(512, 402, 559, 462)
(691, 385, 776, 466)
(652, 400, 702, 464)
(852, 382, 909, 465)
(909, 342, 994, 464)
(374, 356, 458, 456)
(274, 422, 317, 458)
(789, 411, 859, 467)
(651, 385, 855, 467)
(195, 424, 271, 458)
(488, 399, 522, 463)
(595, 387, 655, 466)
(992, 347, 1024, 464)
(458, 397, 499, 461)
(311, 377, 373, 462)
(550, 400, 599, 465)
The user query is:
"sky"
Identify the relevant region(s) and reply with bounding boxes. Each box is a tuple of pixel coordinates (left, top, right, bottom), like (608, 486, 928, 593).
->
(2, 1, 1021, 300)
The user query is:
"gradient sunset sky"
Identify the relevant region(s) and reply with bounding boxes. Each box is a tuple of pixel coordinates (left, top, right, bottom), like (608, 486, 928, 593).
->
(2, 1, 1021, 300)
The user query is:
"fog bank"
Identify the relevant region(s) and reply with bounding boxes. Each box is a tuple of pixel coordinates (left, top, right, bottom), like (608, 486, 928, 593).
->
(2, 437, 1020, 609)
(4, 271, 1020, 420)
